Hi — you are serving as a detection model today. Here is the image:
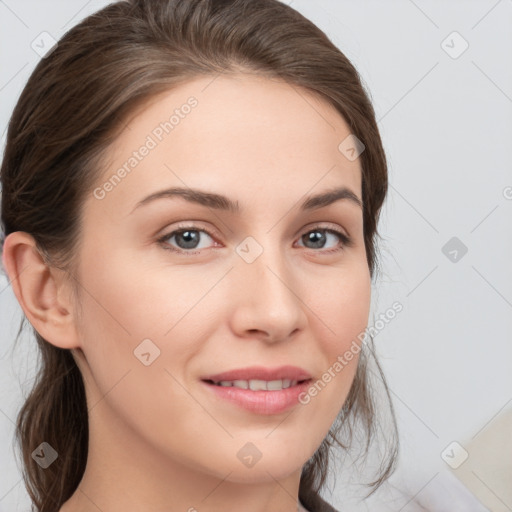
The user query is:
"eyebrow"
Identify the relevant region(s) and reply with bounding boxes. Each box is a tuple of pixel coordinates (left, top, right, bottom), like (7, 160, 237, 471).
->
(130, 185, 363, 214)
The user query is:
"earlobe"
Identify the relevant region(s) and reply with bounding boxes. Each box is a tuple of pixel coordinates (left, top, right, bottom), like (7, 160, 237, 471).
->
(1, 231, 80, 350)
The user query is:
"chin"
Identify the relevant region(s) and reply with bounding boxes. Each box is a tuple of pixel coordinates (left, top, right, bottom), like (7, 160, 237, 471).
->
(223, 462, 303, 484)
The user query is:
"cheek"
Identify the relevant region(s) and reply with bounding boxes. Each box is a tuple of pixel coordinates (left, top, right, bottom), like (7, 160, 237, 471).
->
(300, 261, 371, 411)
(76, 242, 212, 336)
(313, 260, 371, 351)
(72, 255, 219, 450)
(73, 248, 225, 389)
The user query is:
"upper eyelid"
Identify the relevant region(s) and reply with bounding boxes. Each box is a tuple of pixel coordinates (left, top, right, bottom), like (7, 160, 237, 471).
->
(160, 221, 349, 237)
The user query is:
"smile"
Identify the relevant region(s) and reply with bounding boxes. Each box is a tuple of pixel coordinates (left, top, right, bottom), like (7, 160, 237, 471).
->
(204, 378, 307, 390)
(201, 378, 313, 415)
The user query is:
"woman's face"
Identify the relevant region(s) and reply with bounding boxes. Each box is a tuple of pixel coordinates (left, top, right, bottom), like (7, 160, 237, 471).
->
(72, 73, 370, 486)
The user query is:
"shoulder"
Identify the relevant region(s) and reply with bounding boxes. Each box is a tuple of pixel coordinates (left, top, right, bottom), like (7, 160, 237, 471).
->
(299, 492, 340, 512)
(313, 495, 339, 512)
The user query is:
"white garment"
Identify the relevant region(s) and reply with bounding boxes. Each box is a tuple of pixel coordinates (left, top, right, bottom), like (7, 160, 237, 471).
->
(298, 500, 310, 512)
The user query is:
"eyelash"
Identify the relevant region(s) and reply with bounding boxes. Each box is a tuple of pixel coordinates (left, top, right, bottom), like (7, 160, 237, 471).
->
(156, 223, 353, 256)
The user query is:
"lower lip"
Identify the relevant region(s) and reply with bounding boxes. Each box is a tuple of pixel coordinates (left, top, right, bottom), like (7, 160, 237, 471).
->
(201, 380, 312, 415)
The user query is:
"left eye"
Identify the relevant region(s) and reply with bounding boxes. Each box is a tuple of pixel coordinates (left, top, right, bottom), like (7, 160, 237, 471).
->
(297, 228, 348, 251)
(157, 226, 350, 254)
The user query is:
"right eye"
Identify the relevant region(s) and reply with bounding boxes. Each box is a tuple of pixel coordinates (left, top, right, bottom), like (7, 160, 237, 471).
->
(157, 225, 218, 255)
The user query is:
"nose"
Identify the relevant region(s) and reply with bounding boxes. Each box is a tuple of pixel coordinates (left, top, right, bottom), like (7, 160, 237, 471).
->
(228, 242, 308, 344)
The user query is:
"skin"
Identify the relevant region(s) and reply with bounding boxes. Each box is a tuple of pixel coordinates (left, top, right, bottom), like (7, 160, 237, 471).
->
(2, 73, 371, 512)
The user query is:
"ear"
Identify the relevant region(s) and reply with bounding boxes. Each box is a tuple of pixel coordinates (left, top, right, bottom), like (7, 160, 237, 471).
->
(1, 231, 80, 350)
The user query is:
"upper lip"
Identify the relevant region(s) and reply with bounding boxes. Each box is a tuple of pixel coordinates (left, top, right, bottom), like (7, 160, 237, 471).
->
(201, 365, 312, 383)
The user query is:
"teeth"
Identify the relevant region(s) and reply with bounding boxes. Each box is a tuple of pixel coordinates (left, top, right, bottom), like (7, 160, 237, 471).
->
(267, 379, 285, 390)
(249, 379, 267, 391)
(215, 379, 298, 390)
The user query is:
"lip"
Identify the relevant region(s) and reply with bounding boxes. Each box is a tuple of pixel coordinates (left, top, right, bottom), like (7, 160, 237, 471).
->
(201, 365, 312, 383)
(200, 365, 313, 415)
(201, 379, 312, 415)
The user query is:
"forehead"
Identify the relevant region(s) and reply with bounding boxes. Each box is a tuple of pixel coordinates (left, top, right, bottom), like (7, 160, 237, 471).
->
(87, 73, 362, 219)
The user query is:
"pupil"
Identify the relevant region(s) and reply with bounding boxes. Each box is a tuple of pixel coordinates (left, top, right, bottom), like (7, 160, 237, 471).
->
(177, 230, 199, 249)
(305, 231, 325, 249)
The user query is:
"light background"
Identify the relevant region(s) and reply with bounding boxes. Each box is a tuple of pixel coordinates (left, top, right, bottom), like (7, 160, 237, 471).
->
(0, 1, 511, 511)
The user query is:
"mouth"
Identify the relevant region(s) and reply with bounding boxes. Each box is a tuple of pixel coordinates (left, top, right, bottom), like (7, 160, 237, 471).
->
(199, 365, 313, 414)
(201, 378, 311, 390)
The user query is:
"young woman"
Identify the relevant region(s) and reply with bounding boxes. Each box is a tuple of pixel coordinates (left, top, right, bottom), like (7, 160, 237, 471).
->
(0, 1, 398, 511)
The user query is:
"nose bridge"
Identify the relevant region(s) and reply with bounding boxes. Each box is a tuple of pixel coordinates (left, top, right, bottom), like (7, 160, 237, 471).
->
(230, 234, 306, 340)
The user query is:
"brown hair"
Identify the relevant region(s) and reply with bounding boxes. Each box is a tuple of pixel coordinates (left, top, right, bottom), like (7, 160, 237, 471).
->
(0, 0, 398, 510)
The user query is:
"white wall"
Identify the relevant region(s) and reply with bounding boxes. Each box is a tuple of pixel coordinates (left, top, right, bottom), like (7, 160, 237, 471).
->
(1, 1, 511, 511)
